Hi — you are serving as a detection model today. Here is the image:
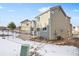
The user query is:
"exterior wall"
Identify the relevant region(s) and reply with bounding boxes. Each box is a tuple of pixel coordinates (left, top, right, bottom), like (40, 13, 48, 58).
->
(36, 11, 50, 39)
(31, 20, 37, 35)
(66, 18, 72, 37)
(21, 21, 32, 34)
(70, 24, 72, 36)
(35, 6, 72, 40)
(50, 7, 72, 39)
(39, 26, 49, 39)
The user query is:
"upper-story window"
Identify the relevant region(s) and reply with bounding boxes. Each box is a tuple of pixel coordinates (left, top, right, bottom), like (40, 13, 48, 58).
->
(26, 23, 29, 26)
(37, 17, 40, 21)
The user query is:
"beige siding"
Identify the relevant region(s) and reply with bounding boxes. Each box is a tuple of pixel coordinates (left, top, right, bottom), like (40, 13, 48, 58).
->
(50, 8, 71, 39)
(36, 11, 50, 28)
(36, 11, 50, 39)
(39, 11, 50, 28)
(66, 18, 72, 37)
(35, 6, 72, 40)
(21, 21, 32, 33)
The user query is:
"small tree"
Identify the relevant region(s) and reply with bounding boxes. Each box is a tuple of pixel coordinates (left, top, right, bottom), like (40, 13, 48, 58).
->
(7, 22, 16, 30)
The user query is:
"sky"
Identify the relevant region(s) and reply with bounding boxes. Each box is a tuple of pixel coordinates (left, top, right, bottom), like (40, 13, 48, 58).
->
(0, 3, 79, 27)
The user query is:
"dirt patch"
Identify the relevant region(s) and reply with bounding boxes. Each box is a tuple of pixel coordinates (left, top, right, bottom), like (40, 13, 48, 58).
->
(17, 34, 79, 48)
(53, 38, 79, 48)
(17, 34, 32, 41)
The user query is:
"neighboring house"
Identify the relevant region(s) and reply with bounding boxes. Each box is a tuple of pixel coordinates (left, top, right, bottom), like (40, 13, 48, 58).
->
(72, 26, 79, 34)
(20, 19, 36, 34)
(35, 6, 72, 40)
(21, 19, 32, 34)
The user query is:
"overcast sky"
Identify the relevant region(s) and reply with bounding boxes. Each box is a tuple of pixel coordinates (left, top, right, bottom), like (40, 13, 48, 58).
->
(0, 3, 79, 27)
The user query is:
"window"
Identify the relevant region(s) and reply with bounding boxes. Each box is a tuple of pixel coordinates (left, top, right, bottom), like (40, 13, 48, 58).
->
(37, 28, 40, 31)
(73, 27, 75, 29)
(26, 24, 29, 26)
(43, 27, 47, 31)
(37, 17, 40, 21)
(31, 27, 33, 31)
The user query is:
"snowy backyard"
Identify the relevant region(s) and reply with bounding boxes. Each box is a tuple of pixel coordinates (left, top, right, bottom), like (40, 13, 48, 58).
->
(0, 30, 79, 56)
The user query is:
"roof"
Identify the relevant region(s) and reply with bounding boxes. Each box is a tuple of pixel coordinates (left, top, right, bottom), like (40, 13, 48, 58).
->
(21, 19, 31, 23)
(66, 16, 71, 19)
(35, 9, 50, 18)
(35, 6, 70, 18)
(32, 20, 36, 23)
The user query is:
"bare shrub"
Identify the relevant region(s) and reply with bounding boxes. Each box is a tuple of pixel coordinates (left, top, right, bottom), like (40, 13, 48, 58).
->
(56, 36, 63, 40)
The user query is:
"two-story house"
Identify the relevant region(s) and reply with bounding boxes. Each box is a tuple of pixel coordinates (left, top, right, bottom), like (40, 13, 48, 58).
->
(35, 6, 72, 40)
(21, 19, 32, 34)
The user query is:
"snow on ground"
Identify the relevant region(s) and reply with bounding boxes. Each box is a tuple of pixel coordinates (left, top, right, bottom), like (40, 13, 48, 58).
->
(0, 37, 21, 56)
(37, 44, 79, 56)
(0, 31, 79, 56)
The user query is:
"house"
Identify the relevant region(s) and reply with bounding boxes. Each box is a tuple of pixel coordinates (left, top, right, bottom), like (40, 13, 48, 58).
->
(72, 26, 79, 35)
(35, 6, 72, 40)
(20, 19, 36, 34)
(20, 19, 32, 34)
